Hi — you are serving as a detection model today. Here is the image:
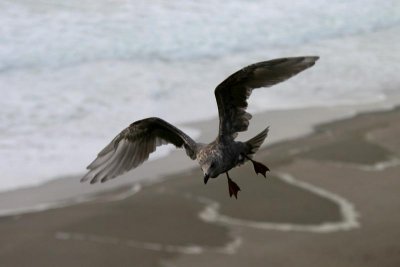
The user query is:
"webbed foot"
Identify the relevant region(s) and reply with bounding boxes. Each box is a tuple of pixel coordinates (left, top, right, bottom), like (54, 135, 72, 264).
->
(244, 155, 270, 178)
(226, 172, 241, 199)
(252, 160, 269, 177)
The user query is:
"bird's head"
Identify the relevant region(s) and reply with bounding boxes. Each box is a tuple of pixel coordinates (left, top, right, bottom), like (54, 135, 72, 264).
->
(201, 157, 222, 184)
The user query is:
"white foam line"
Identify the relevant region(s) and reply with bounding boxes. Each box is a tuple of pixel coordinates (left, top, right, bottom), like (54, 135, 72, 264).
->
(358, 158, 400, 171)
(0, 184, 141, 217)
(324, 158, 400, 172)
(96, 184, 142, 203)
(197, 172, 360, 233)
(54, 231, 242, 255)
(214, 235, 242, 254)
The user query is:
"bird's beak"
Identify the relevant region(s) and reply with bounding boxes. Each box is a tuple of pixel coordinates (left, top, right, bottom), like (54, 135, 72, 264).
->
(204, 173, 210, 184)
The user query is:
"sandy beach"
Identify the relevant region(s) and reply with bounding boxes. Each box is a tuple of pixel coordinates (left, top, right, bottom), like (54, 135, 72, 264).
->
(2, 1, 400, 266)
(0, 104, 399, 267)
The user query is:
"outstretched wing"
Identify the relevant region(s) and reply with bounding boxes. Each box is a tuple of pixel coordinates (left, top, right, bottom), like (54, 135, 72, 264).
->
(81, 117, 197, 184)
(214, 56, 319, 139)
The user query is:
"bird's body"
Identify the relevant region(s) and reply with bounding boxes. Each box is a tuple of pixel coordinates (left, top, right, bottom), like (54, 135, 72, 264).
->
(197, 139, 245, 178)
(82, 56, 319, 198)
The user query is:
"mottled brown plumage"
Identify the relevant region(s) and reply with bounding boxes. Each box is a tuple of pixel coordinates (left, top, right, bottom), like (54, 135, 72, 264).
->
(82, 56, 319, 198)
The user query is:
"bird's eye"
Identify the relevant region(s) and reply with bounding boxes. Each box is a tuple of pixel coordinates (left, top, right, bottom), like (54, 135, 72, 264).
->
(210, 162, 215, 168)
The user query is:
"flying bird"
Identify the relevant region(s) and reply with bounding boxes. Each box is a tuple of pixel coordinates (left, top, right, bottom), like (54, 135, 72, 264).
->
(82, 56, 319, 198)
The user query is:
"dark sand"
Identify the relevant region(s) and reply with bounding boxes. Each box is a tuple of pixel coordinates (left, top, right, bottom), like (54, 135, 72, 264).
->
(1, 108, 400, 267)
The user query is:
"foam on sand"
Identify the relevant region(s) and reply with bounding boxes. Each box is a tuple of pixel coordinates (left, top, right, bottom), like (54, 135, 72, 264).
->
(198, 172, 360, 233)
(54, 231, 242, 255)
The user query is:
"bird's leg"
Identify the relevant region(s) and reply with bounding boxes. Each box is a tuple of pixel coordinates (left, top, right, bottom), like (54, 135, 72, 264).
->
(226, 172, 241, 199)
(244, 155, 269, 178)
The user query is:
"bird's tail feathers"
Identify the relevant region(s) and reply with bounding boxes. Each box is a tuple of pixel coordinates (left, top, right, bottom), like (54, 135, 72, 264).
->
(245, 127, 269, 157)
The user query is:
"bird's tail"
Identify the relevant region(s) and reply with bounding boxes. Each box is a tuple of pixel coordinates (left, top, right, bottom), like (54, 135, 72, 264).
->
(245, 127, 269, 157)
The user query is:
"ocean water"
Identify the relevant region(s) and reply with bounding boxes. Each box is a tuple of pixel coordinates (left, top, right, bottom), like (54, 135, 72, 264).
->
(1, 0, 400, 192)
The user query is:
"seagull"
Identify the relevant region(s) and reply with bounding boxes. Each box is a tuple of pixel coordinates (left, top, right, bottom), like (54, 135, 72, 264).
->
(82, 56, 319, 198)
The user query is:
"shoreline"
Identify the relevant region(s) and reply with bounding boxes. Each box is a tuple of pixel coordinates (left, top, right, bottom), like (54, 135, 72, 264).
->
(1, 100, 399, 266)
(1, 95, 400, 217)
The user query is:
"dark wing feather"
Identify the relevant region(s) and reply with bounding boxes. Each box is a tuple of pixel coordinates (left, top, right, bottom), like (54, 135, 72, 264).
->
(81, 117, 197, 184)
(215, 56, 319, 139)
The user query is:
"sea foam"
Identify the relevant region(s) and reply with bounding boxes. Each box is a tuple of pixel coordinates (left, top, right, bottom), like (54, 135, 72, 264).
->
(1, 0, 400, 192)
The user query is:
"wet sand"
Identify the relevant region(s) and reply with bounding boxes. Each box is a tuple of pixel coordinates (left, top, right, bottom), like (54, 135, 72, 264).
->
(1, 107, 400, 266)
